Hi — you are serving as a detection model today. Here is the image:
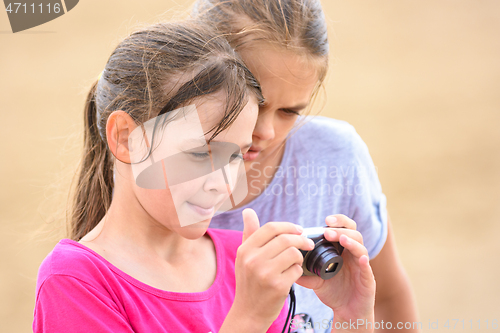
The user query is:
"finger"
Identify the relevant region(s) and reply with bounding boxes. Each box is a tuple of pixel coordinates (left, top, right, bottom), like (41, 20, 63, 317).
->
(280, 264, 305, 287)
(324, 228, 364, 245)
(325, 214, 357, 230)
(243, 221, 304, 248)
(358, 255, 375, 291)
(263, 234, 314, 259)
(271, 246, 305, 274)
(242, 208, 260, 243)
(295, 275, 324, 290)
(338, 234, 369, 259)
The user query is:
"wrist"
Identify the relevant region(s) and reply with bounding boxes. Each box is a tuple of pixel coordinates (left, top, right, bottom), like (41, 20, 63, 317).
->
(219, 303, 273, 333)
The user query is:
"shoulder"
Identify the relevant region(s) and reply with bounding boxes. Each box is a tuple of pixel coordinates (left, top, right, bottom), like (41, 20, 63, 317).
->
(34, 241, 134, 333)
(292, 116, 369, 156)
(36, 239, 114, 292)
(296, 115, 356, 135)
(289, 116, 372, 166)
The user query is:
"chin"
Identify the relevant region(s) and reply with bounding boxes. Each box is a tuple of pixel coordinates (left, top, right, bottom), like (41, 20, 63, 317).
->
(176, 219, 211, 240)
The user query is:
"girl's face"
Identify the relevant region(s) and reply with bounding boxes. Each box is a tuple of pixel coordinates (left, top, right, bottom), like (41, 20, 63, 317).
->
(130, 93, 258, 239)
(237, 44, 321, 162)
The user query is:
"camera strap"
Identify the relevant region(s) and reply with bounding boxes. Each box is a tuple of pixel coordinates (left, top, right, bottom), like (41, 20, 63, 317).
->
(281, 284, 296, 333)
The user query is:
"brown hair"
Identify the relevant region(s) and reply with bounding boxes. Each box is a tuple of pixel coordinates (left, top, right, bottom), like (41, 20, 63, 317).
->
(191, 0, 329, 82)
(70, 20, 263, 241)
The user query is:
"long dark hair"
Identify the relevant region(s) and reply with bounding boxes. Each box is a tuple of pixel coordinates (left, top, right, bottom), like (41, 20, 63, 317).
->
(70, 20, 263, 241)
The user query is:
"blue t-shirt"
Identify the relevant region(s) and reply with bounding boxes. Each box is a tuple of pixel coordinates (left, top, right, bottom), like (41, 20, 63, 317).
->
(210, 115, 388, 332)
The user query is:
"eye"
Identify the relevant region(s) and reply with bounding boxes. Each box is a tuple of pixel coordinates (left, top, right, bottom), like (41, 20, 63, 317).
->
(280, 108, 300, 116)
(192, 152, 208, 158)
(189, 152, 210, 160)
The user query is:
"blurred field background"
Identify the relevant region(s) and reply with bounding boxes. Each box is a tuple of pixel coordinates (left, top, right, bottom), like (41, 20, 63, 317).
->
(1, 1, 499, 332)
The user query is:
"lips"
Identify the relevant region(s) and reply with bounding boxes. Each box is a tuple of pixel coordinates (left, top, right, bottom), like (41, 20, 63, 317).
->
(243, 145, 262, 161)
(186, 202, 215, 217)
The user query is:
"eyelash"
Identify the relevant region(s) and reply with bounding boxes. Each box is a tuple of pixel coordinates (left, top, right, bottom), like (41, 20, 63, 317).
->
(281, 108, 300, 116)
(190, 152, 243, 161)
(190, 152, 209, 159)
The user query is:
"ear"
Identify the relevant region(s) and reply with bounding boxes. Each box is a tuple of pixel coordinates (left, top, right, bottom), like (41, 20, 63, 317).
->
(106, 111, 137, 163)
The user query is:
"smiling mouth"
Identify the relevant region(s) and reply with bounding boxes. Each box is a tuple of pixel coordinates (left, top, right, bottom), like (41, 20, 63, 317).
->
(186, 202, 215, 217)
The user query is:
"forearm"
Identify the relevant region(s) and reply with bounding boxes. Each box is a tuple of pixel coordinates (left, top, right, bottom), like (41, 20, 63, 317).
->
(374, 273, 421, 332)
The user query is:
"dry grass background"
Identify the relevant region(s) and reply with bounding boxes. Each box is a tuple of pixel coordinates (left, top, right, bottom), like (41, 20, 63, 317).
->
(1, 1, 499, 332)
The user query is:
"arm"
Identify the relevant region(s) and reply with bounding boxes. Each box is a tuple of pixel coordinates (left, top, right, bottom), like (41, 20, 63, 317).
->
(371, 215, 421, 332)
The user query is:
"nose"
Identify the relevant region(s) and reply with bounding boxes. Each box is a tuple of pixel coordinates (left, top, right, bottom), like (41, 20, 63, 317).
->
(203, 166, 230, 194)
(253, 109, 275, 142)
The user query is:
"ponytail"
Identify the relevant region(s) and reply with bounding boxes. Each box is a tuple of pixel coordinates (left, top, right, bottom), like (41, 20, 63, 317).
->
(69, 81, 114, 241)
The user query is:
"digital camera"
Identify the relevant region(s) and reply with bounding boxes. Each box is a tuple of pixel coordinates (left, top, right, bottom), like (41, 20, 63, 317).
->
(300, 227, 344, 280)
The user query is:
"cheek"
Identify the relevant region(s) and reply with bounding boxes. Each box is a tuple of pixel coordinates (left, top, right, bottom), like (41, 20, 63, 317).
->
(136, 187, 168, 203)
(274, 114, 299, 140)
(169, 178, 205, 202)
(135, 187, 177, 221)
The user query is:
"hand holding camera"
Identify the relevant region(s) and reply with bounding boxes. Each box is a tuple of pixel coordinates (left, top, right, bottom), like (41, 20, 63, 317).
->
(224, 211, 376, 333)
(296, 214, 376, 329)
(300, 226, 344, 280)
(224, 209, 315, 332)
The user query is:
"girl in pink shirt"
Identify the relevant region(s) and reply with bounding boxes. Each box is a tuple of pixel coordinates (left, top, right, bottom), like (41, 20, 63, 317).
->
(33, 20, 376, 333)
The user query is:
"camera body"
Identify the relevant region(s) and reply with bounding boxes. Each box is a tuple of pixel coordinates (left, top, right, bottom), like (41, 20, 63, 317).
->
(300, 227, 344, 280)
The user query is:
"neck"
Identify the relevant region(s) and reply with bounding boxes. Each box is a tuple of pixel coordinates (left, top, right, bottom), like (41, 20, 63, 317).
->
(81, 185, 204, 264)
(78, 171, 217, 293)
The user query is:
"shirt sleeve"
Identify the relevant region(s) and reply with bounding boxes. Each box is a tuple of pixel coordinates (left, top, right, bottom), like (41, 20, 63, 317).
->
(348, 129, 388, 260)
(33, 274, 135, 333)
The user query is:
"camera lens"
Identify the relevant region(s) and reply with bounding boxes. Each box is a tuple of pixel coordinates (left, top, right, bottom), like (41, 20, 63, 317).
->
(305, 241, 343, 280)
(326, 262, 338, 273)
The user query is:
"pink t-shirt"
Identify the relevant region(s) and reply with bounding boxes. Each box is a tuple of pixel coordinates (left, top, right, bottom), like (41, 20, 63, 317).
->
(33, 229, 288, 333)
